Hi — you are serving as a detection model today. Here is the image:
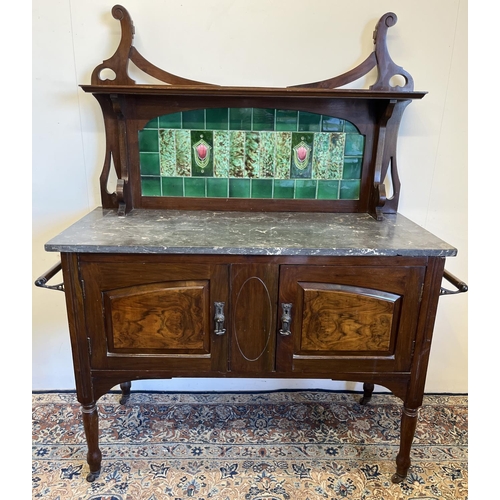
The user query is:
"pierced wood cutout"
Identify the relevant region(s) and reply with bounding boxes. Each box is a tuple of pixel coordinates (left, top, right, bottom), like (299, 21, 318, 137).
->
(90, 6, 414, 91)
(91, 5, 218, 87)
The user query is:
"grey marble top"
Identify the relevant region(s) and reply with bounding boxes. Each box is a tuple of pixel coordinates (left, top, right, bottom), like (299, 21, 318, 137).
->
(45, 208, 457, 257)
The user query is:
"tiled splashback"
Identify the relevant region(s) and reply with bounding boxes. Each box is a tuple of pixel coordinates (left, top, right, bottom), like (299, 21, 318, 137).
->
(139, 108, 364, 200)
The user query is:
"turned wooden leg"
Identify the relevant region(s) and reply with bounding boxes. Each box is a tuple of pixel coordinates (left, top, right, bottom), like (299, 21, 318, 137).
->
(391, 406, 419, 484)
(119, 381, 132, 405)
(82, 403, 102, 482)
(359, 382, 374, 405)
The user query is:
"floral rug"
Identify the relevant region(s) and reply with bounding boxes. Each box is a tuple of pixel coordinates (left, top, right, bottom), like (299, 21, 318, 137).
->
(32, 390, 467, 500)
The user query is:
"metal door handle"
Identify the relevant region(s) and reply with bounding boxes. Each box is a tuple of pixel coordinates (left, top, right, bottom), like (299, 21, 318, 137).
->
(279, 303, 292, 336)
(214, 302, 226, 335)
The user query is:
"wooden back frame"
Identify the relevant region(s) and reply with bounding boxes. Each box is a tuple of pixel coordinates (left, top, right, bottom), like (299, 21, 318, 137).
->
(80, 5, 426, 219)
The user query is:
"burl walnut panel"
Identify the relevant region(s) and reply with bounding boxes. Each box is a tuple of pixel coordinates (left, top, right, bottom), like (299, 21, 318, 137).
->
(299, 283, 399, 353)
(104, 280, 210, 353)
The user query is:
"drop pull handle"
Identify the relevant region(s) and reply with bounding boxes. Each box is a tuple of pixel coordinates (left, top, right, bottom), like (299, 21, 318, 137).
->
(214, 301, 226, 335)
(279, 303, 292, 336)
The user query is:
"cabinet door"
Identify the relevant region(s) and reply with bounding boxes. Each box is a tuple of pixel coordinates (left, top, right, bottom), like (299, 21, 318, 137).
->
(80, 259, 228, 372)
(277, 264, 425, 373)
(229, 263, 279, 374)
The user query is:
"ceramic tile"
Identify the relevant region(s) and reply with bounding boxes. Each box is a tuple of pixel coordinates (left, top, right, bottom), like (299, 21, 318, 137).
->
(207, 178, 228, 198)
(339, 179, 361, 199)
(322, 116, 344, 132)
(191, 131, 214, 177)
(273, 179, 295, 199)
(182, 109, 205, 130)
(184, 177, 206, 197)
(140, 152, 160, 176)
(291, 133, 314, 179)
(139, 109, 364, 200)
(251, 179, 273, 198)
(175, 130, 192, 177)
(162, 177, 184, 197)
(298, 111, 321, 132)
(245, 132, 260, 178)
(259, 132, 276, 178)
(342, 157, 363, 179)
(206, 108, 229, 130)
(229, 178, 251, 198)
(213, 131, 230, 177)
(295, 179, 317, 199)
(230, 108, 252, 131)
(312, 133, 344, 180)
(276, 110, 298, 131)
(139, 129, 159, 153)
(274, 132, 292, 179)
(317, 180, 340, 199)
(345, 134, 365, 156)
(252, 108, 275, 131)
(159, 129, 176, 176)
(159, 112, 182, 129)
(144, 117, 159, 129)
(229, 131, 246, 177)
(141, 176, 161, 196)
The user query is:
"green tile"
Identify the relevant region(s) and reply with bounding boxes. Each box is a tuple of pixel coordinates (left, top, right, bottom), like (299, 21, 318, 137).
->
(184, 177, 206, 197)
(322, 116, 344, 132)
(182, 109, 205, 130)
(139, 129, 159, 153)
(251, 179, 273, 198)
(344, 134, 365, 156)
(274, 132, 292, 179)
(259, 132, 276, 178)
(159, 112, 182, 129)
(344, 120, 360, 133)
(252, 108, 275, 131)
(291, 133, 313, 179)
(141, 176, 161, 196)
(207, 178, 229, 198)
(229, 178, 250, 198)
(339, 179, 361, 199)
(312, 133, 345, 180)
(317, 180, 340, 199)
(175, 130, 192, 177)
(191, 131, 213, 177)
(342, 157, 363, 179)
(214, 131, 230, 177)
(162, 177, 184, 196)
(298, 111, 321, 132)
(276, 110, 298, 131)
(230, 108, 252, 131)
(229, 131, 246, 177)
(273, 179, 294, 199)
(144, 117, 159, 129)
(206, 108, 229, 130)
(245, 132, 260, 178)
(295, 179, 316, 199)
(140, 153, 160, 175)
(159, 129, 176, 176)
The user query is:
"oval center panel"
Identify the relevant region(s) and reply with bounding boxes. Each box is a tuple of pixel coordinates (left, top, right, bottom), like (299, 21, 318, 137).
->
(233, 276, 273, 362)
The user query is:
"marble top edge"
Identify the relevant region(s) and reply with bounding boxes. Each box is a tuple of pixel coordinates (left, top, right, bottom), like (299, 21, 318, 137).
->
(44, 208, 458, 257)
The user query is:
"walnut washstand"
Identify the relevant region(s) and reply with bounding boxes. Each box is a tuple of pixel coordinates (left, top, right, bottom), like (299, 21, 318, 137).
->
(35, 6, 467, 484)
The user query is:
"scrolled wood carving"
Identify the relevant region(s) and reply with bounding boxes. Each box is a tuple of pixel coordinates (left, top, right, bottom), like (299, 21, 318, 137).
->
(90, 4, 217, 86)
(291, 12, 414, 91)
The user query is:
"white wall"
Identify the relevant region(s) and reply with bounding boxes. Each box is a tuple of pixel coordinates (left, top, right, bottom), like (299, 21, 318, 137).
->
(32, 0, 468, 393)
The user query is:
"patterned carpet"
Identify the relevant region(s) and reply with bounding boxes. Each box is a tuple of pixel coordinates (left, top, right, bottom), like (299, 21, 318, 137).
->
(32, 390, 467, 500)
